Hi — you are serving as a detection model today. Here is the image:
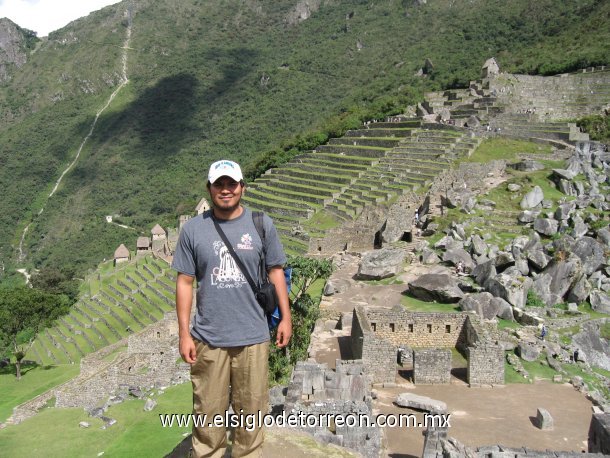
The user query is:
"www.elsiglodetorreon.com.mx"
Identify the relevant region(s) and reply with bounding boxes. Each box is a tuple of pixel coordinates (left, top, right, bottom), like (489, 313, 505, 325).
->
(159, 410, 451, 431)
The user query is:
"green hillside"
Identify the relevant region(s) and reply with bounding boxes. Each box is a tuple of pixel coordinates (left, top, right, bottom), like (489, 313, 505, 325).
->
(0, 0, 608, 278)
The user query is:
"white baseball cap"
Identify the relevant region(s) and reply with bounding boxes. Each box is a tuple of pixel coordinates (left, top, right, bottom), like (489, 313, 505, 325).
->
(208, 160, 243, 184)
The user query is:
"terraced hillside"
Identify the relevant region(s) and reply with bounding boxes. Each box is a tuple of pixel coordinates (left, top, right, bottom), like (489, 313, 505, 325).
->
(25, 256, 175, 365)
(245, 118, 481, 255)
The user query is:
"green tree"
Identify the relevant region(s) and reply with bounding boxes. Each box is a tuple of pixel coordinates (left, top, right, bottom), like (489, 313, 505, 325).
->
(268, 256, 333, 384)
(0, 287, 69, 379)
(30, 266, 79, 302)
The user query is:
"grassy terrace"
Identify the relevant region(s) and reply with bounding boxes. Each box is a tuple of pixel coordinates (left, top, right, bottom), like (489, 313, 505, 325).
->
(25, 256, 174, 365)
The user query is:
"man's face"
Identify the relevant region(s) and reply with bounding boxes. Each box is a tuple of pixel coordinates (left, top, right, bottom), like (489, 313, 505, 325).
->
(208, 176, 244, 212)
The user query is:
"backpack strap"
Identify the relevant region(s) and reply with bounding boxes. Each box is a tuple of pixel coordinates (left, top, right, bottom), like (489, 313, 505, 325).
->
(252, 211, 266, 251)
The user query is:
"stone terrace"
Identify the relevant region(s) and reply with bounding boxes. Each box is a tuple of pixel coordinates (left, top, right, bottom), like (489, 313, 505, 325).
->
(25, 256, 175, 366)
(244, 118, 480, 255)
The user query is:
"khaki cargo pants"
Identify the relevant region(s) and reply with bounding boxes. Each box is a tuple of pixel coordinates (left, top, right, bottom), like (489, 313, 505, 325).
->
(191, 340, 269, 458)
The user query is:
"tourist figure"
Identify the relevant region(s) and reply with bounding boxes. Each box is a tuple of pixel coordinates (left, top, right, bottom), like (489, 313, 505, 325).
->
(455, 260, 464, 275)
(540, 324, 547, 341)
(172, 160, 291, 457)
(573, 348, 579, 363)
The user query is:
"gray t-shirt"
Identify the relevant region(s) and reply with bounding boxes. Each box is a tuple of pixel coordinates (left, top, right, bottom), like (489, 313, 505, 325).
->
(172, 207, 287, 347)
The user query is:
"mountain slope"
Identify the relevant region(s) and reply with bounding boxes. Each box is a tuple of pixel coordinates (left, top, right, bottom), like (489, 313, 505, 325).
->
(0, 0, 608, 276)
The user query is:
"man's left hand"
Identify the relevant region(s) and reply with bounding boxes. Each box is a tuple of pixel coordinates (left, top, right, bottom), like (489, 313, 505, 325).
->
(276, 319, 292, 348)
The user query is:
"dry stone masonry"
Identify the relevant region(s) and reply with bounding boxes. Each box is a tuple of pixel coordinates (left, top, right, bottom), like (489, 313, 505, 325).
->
(350, 305, 504, 386)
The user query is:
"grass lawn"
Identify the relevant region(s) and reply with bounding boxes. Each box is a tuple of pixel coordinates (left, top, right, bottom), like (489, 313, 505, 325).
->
(0, 364, 79, 423)
(460, 138, 552, 164)
(401, 294, 460, 313)
(0, 382, 192, 458)
(497, 318, 521, 330)
(504, 357, 559, 384)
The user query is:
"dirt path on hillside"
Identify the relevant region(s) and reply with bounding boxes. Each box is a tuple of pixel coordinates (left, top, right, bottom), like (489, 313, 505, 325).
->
(17, 11, 133, 265)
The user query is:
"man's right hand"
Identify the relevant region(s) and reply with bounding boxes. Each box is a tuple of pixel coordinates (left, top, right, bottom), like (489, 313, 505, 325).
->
(179, 334, 197, 364)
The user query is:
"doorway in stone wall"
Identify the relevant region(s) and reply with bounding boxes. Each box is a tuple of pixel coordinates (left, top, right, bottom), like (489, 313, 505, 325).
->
(374, 230, 383, 249)
(451, 348, 469, 384)
(400, 231, 412, 243)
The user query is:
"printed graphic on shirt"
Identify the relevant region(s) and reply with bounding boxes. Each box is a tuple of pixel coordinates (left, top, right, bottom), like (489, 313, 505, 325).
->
(237, 233, 254, 250)
(211, 240, 247, 289)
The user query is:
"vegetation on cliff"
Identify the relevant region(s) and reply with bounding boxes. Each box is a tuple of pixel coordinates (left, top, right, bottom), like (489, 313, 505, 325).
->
(0, 0, 607, 281)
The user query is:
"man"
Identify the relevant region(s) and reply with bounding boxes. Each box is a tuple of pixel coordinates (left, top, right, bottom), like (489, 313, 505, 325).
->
(172, 159, 291, 458)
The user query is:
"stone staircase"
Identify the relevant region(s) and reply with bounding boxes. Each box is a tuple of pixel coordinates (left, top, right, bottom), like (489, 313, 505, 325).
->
(26, 256, 175, 365)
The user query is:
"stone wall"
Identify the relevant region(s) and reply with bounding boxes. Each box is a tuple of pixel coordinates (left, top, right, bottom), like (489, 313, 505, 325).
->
(351, 306, 504, 386)
(359, 306, 472, 348)
(590, 412, 610, 454)
(413, 348, 451, 384)
(467, 344, 505, 386)
(310, 205, 388, 255)
(383, 191, 421, 244)
(489, 70, 610, 121)
(54, 313, 189, 410)
(283, 360, 380, 458)
(351, 306, 396, 384)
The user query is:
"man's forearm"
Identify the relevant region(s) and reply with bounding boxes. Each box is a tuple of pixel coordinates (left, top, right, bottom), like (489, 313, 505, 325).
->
(269, 267, 290, 322)
(176, 274, 194, 337)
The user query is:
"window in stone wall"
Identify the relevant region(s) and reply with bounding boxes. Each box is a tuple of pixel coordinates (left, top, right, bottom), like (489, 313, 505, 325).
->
(445, 325, 451, 333)
(408, 323, 413, 332)
(427, 324, 432, 333)
(371, 322, 376, 332)
(390, 323, 395, 332)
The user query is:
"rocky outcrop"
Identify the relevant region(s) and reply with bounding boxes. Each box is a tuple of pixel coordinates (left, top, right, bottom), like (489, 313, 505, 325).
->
(407, 274, 464, 303)
(356, 248, 406, 280)
(0, 18, 30, 81)
(573, 320, 610, 371)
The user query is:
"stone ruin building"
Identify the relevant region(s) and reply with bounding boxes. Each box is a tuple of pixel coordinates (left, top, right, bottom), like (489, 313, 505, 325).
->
(283, 359, 380, 458)
(51, 313, 189, 411)
(351, 305, 504, 386)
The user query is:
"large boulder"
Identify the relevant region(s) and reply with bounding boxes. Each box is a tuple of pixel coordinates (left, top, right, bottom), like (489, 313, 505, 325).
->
(520, 186, 544, 209)
(442, 248, 475, 271)
(494, 251, 515, 270)
(356, 248, 406, 280)
(566, 275, 591, 303)
(408, 274, 464, 303)
(554, 202, 576, 221)
(552, 168, 578, 181)
(517, 343, 540, 362)
(573, 321, 610, 370)
(590, 291, 610, 314)
(472, 260, 496, 287)
(533, 218, 559, 236)
(532, 258, 583, 306)
(421, 247, 441, 265)
(323, 278, 352, 296)
(492, 296, 515, 321)
(571, 214, 589, 238)
(458, 292, 496, 319)
(526, 249, 551, 271)
(470, 234, 488, 257)
(570, 236, 606, 275)
(598, 226, 610, 248)
(486, 272, 531, 308)
(518, 210, 539, 224)
(395, 393, 447, 413)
